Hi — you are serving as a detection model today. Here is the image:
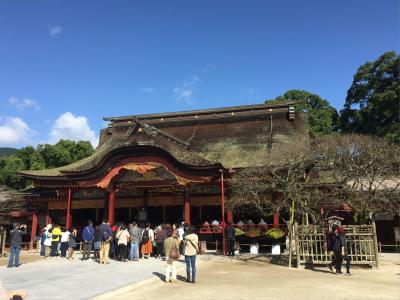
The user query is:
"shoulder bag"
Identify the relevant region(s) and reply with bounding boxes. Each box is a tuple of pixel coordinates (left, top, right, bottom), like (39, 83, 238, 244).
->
(169, 240, 180, 259)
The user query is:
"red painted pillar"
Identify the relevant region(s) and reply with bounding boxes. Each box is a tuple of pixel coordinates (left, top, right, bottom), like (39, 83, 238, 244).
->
(184, 186, 191, 224)
(29, 212, 38, 250)
(227, 210, 233, 224)
(108, 190, 115, 225)
(273, 213, 280, 228)
(66, 188, 72, 229)
(221, 171, 226, 256)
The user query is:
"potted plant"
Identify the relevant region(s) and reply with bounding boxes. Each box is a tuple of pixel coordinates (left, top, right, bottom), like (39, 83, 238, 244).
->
(246, 228, 261, 254)
(266, 228, 285, 255)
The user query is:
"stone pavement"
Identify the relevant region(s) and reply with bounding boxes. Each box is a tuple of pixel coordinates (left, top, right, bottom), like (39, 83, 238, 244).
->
(0, 254, 187, 300)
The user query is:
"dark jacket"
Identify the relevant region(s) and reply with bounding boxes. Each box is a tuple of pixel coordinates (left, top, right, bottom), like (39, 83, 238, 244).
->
(9, 226, 27, 247)
(225, 226, 235, 241)
(94, 228, 101, 243)
(69, 232, 77, 248)
(156, 229, 167, 243)
(333, 234, 347, 254)
(99, 223, 112, 241)
(129, 226, 141, 243)
(82, 225, 95, 242)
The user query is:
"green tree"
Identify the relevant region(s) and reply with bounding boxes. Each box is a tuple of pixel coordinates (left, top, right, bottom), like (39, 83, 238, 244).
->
(266, 90, 338, 136)
(29, 151, 46, 170)
(16, 146, 35, 170)
(0, 156, 27, 190)
(73, 141, 94, 161)
(339, 51, 400, 142)
(0, 139, 94, 190)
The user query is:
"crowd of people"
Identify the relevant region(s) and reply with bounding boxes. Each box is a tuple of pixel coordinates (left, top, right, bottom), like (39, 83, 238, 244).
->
(36, 219, 199, 283)
(6, 218, 352, 285)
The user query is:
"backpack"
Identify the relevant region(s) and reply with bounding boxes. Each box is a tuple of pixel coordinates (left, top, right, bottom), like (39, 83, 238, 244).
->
(102, 230, 111, 242)
(142, 229, 149, 243)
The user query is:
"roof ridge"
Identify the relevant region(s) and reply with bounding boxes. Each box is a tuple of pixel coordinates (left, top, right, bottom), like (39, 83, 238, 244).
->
(104, 102, 295, 122)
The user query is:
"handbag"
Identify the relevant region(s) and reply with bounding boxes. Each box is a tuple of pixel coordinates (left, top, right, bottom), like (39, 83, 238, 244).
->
(169, 241, 180, 259)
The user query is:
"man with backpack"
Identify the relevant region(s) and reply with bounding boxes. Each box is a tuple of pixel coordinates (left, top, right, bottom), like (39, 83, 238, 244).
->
(82, 220, 95, 261)
(99, 219, 112, 264)
(7, 223, 27, 268)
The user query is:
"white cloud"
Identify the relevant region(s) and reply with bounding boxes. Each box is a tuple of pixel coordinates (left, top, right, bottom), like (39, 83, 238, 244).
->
(174, 75, 200, 105)
(140, 87, 156, 94)
(49, 25, 62, 37)
(0, 116, 35, 147)
(48, 112, 98, 147)
(8, 96, 41, 111)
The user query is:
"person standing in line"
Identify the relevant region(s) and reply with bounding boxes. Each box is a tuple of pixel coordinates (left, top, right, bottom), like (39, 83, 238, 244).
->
(164, 231, 180, 283)
(67, 228, 77, 260)
(93, 225, 101, 260)
(7, 223, 27, 268)
(184, 226, 199, 283)
(50, 224, 62, 257)
(109, 224, 118, 260)
(99, 219, 112, 264)
(141, 223, 154, 259)
(116, 224, 130, 261)
(155, 225, 167, 259)
(60, 227, 70, 258)
(44, 225, 52, 258)
(129, 222, 141, 261)
(82, 220, 95, 261)
(39, 226, 47, 257)
(225, 222, 236, 257)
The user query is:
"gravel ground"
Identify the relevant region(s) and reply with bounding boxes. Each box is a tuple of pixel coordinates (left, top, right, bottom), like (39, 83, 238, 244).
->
(97, 253, 400, 300)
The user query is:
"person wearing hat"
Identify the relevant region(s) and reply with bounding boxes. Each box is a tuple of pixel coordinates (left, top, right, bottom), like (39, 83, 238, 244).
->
(334, 226, 351, 275)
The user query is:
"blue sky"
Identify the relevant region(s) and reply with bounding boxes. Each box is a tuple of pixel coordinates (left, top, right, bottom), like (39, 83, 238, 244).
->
(0, 0, 398, 148)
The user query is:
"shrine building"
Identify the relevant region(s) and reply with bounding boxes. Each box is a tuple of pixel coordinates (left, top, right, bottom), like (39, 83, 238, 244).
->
(17, 102, 307, 246)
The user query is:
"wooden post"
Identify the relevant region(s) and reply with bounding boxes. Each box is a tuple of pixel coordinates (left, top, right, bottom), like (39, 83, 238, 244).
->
(295, 222, 300, 267)
(29, 212, 38, 250)
(66, 188, 72, 229)
(108, 190, 115, 225)
(372, 221, 379, 268)
(1, 229, 6, 257)
(184, 186, 191, 224)
(288, 200, 295, 268)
